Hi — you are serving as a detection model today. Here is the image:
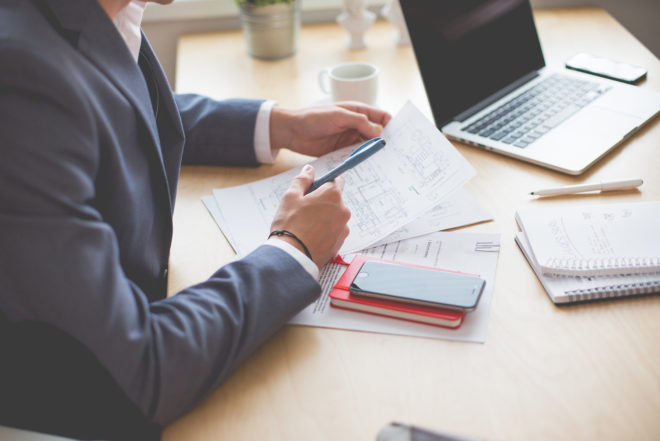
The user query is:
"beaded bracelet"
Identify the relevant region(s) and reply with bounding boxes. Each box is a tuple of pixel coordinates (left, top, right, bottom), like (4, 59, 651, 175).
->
(268, 230, 313, 261)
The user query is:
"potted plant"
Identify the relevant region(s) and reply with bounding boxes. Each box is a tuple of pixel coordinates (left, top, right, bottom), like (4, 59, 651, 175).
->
(235, 0, 301, 60)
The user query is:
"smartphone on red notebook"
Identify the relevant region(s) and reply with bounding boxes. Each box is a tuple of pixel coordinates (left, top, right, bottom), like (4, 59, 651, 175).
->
(349, 261, 485, 312)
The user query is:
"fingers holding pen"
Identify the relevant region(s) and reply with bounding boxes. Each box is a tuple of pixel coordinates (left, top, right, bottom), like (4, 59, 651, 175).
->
(304, 173, 349, 225)
(333, 175, 345, 193)
(289, 164, 344, 197)
(272, 165, 351, 267)
(309, 175, 345, 196)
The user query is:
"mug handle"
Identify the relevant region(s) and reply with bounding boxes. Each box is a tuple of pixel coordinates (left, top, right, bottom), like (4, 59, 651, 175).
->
(318, 68, 331, 94)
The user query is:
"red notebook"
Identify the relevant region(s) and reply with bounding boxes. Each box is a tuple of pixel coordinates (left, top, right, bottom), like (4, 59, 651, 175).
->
(329, 255, 465, 329)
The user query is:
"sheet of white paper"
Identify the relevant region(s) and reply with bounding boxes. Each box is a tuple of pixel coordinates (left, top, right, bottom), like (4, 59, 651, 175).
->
(289, 232, 501, 343)
(204, 187, 491, 254)
(202, 195, 238, 252)
(212, 101, 476, 255)
(371, 187, 491, 246)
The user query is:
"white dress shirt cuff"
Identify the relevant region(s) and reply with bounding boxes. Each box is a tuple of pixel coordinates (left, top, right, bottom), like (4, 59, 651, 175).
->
(265, 238, 319, 281)
(254, 100, 279, 164)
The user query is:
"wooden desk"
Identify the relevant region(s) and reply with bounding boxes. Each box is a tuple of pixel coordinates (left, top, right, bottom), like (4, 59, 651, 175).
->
(167, 9, 660, 441)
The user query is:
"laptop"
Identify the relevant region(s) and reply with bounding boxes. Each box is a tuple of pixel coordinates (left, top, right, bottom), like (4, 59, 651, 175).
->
(0, 425, 76, 441)
(400, 0, 660, 175)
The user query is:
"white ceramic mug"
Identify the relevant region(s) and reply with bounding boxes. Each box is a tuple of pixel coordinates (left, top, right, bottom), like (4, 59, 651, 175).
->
(318, 62, 379, 105)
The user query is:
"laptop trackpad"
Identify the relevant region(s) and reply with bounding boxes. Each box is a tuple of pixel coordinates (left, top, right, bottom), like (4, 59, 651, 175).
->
(528, 103, 640, 173)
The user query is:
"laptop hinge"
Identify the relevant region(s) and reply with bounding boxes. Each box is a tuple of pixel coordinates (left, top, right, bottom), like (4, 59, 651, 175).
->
(454, 71, 540, 122)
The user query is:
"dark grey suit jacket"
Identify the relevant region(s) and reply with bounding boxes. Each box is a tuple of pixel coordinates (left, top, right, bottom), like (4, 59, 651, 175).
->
(0, 0, 321, 439)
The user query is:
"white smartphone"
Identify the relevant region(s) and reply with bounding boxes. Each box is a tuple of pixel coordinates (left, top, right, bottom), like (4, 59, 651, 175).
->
(565, 53, 647, 84)
(349, 261, 485, 312)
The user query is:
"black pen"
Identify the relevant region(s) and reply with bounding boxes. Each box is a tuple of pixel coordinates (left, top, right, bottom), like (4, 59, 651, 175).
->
(305, 137, 386, 194)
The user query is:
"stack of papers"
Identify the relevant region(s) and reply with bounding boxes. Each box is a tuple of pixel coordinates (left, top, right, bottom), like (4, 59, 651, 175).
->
(203, 101, 501, 342)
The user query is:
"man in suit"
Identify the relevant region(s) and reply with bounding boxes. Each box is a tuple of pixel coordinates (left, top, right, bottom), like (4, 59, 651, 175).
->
(0, 0, 391, 439)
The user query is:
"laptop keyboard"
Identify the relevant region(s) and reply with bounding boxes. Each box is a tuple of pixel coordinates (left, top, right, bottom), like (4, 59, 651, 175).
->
(462, 74, 609, 148)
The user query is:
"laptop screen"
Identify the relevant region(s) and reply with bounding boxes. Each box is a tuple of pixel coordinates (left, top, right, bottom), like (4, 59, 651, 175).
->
(401, 0, 545, 127)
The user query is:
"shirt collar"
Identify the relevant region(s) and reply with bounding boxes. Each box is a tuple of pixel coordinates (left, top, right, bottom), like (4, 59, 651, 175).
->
(113, 1, 147, 62)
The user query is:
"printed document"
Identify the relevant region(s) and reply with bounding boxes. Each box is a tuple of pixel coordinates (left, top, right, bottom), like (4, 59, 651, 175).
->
(203, 188, 490, 254)
(212, 101, 477, 255)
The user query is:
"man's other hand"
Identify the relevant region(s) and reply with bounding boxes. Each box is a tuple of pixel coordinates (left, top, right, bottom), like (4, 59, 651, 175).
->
(269, 102, 392, 157)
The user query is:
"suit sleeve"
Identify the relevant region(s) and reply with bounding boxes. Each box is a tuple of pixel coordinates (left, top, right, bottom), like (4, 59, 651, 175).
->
(175, 93, 264, 166)
(0, 47, 320, 425)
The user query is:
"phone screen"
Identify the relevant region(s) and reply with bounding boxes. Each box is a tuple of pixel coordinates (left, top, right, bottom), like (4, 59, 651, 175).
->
(349, 261, 485, 311)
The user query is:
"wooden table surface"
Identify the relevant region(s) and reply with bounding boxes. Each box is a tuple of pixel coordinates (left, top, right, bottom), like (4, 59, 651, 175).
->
(165, 9, 660, 441)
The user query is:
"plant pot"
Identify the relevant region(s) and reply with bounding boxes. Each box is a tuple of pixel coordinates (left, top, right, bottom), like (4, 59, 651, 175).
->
(239, 1, 301, 60)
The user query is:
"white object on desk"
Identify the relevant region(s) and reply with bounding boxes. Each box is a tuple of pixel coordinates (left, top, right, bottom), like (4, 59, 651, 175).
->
(530, 178, 643, 197)
(381, 0, 410, 46)
(203, 187, 491, 256)
(211, 101, 476, 255)
(370, 187, 491, 247)
(516, 231, 660, 304)
(337, 0, 375, 49)
(515, 201, 660, 276)
(318, 62, 379, 105)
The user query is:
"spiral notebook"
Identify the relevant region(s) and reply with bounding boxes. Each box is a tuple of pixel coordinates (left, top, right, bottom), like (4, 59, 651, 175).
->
(516, 231, 660, 304)
(515, 201, 660, 276)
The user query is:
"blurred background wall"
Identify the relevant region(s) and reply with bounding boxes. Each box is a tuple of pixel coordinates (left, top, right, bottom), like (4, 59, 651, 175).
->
(141, 0, 660, 89)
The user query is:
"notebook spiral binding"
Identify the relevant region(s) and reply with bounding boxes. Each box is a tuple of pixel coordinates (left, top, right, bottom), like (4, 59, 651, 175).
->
(566, 279, 660, 303)
(546, 256, 660, 276)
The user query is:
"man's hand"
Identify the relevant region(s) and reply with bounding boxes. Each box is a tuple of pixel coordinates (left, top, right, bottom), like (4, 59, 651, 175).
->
(270, 165, 351, 268)
(269, 102, 392, 157)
